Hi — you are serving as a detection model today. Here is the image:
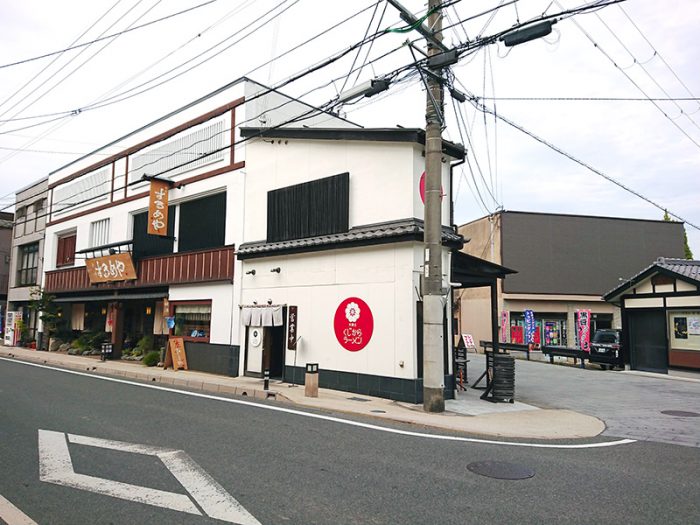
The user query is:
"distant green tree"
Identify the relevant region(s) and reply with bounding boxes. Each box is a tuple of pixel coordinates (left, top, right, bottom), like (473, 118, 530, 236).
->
(663, 210, 694, 260)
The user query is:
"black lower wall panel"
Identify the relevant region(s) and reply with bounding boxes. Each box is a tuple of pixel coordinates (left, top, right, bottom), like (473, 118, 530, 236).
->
(184, 342, 239, 377)
(284, 366, 454, 404)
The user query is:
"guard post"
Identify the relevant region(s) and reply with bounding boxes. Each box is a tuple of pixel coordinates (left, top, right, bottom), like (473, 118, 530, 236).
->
(305, 363, 319, 398)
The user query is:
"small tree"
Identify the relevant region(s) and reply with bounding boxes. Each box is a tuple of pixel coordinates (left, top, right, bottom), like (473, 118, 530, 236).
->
(28, 287, 65, 343)
(663, 210, 694, 260)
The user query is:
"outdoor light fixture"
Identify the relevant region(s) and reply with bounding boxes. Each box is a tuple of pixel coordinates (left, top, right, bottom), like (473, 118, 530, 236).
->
(270, 267, 281, 273)
(101, 307, 107, 315)
(501, 20, 556, 47)
(245, 269, 256, 275)
(145, 306, 152, 315)
(337, 78, 390, 104)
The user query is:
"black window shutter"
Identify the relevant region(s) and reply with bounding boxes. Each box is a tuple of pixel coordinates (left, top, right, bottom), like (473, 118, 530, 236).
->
(178, 192, 227, 252)
(267, 172, 349, 242)
(132, 206, 175, 259)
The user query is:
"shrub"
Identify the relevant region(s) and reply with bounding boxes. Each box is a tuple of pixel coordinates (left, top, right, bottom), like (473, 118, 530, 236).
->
(142, 351, 160, 367)
(135, 336, 154, 355)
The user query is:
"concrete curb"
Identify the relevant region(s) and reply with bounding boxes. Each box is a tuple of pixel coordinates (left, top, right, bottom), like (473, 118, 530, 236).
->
(1, 346, 606, 440)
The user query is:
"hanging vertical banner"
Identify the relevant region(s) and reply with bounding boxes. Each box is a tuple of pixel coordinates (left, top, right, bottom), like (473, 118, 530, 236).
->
(287, 306, 298, 350)
(577, 309, 592, 352)
(524, 309, 536, 345)
(147, 179, 169, 236)
(500, 310, 509, 343)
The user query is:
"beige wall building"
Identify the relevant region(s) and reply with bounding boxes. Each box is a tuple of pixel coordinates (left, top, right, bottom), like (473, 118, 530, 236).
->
(456, 211, 687, 349)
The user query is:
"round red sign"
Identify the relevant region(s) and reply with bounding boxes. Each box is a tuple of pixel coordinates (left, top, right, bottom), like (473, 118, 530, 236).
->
(419, 171, 444, 204)
(333, 297, 374, 352)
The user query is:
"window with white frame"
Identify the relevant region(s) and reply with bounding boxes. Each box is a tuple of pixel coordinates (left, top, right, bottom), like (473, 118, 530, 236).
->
(89, 218, 110, 248)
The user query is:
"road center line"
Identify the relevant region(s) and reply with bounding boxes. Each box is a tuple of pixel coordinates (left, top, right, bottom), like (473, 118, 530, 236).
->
(2, 357, 636, 449)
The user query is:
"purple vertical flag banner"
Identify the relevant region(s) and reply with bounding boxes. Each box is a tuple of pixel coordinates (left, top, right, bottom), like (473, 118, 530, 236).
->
(524, 309, 536, 344)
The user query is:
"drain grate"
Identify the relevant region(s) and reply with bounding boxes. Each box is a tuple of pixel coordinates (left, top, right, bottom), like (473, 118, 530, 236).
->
(661, 410, 700, 418)
(347, 397, 371, 402)
(467, 461, 535, 480)
(370, 409, 386, 413)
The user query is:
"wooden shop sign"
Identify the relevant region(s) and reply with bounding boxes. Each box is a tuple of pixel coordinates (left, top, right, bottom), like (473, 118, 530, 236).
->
(164, 337, 188, 370)
(147, 179, 170, 236)
(86, 253, 137, 284)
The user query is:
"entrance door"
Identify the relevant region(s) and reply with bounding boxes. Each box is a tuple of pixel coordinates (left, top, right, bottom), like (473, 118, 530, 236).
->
(628, 309, 668, 373)
(268, 325, 286, 379)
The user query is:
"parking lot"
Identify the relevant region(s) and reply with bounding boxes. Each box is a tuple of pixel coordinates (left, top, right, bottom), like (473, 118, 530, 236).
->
(468, 352, 700, 447)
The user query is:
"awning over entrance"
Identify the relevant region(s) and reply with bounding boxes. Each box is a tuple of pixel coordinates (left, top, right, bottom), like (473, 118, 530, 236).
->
(53, 291, 167, 303)
(451, 251, 516, 288)
(240, 305, 285, 327)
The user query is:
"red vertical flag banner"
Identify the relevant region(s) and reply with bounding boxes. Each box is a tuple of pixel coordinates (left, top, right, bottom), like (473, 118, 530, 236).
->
(148, 179, 169, 236)
(577, 309, 592, 352)
(500, 310, 509, 343)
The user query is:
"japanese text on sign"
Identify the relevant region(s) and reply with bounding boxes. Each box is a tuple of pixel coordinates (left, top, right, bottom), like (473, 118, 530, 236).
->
(148, 179, 170, 236)
(86, 253, 137, 283)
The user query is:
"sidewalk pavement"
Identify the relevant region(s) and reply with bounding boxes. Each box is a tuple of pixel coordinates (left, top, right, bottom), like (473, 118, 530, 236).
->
(0, 345, 605, 441)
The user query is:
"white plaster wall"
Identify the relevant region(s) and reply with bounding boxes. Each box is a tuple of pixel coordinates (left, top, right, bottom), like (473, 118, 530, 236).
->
(168, 282, 237, 346)
(636, 280, 654, 294)
(243, 140, 412, 241)
(240, 244, 418, 378)
(666, 295, 700, 308)
(676, 280, 696, 292)
(624, 297, 664, 308)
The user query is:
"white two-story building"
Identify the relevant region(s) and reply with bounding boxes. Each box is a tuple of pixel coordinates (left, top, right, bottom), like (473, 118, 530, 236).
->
(38, 77, 509, 403)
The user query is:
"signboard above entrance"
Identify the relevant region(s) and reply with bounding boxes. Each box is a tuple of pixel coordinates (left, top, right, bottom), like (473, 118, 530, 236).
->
(86, 253, 138, 284)
(147, 179, 170, 236)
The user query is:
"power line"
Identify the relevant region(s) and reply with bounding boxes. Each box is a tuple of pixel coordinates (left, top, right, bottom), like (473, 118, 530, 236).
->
(618, 5, 700, 111)
(476, 96, 700, 101)
(562, 6, 700, 150)
(469, 95, 700, 232)
(0, 0, 223, 70)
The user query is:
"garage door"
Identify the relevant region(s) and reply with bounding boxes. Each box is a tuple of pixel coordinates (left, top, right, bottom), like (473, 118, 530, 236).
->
(628, 309, 668, 373)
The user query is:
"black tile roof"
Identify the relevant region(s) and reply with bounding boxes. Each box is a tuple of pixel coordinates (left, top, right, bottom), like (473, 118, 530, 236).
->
(603, 257, 700, 301)
(237, 218, 464, 259)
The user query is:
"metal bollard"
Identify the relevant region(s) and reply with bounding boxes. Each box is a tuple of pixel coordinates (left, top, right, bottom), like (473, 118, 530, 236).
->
(263, 369, 270, 391)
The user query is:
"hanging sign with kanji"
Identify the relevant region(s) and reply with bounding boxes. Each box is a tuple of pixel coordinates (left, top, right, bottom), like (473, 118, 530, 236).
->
(86, 253, 138, 283)
(147, 179, 169, 236)
(287, 305, 298, 350)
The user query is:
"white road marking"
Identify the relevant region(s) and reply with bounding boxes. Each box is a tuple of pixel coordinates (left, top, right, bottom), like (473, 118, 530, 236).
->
(38, 430, 261, 525)
(159, 450, 260, 525)
(3, 357, 635, 449)
(38, 430, 201, 516)
(0, 494, 38, 525)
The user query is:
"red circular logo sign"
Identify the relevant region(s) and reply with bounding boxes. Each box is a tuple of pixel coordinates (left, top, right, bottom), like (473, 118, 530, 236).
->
(333, 297, 374, 352)
(419, 171, 444, 204)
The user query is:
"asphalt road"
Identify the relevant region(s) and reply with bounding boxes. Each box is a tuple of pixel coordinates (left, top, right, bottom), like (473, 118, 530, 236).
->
(467, 353, 700, 447)
(1, 358, 699, 525)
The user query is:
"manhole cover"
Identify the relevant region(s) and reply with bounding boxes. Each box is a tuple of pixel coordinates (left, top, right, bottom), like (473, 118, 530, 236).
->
(661, 410, 700, 418)
(347, 397, 371, 402)
(467, 461, 535, 480)
(370, 409, 386, 413)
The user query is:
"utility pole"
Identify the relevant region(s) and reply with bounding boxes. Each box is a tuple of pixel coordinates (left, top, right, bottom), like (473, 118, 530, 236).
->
(422, 0, 445, 412)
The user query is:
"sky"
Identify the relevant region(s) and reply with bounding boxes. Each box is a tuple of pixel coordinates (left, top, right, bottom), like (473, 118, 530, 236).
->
(0, 0, 698, 257)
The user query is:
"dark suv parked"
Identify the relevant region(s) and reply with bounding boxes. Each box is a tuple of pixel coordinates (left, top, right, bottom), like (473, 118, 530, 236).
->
(589, 329, 623, 370)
